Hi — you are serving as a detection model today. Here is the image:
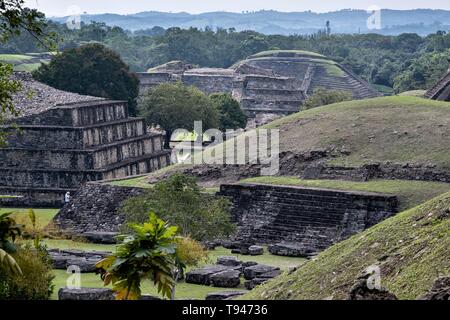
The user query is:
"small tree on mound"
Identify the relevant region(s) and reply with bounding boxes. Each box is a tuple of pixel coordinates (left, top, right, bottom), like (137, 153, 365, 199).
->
(210, 93, 247, 131)
(302, 88, 353, 109)
(33, 43, 139, 115)
(122, 173, 235, 242)
(138, 82, 219, 148)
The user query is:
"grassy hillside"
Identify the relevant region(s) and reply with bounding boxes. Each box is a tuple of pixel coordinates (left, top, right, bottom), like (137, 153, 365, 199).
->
(110, 96, 450, 188)
(0, 53, 50, 72)
(242, 191, 450, 300)
(263, 96, 450, 168)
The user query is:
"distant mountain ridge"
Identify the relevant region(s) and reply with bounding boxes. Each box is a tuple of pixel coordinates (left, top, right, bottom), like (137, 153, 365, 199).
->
(50, 9, 450, 35)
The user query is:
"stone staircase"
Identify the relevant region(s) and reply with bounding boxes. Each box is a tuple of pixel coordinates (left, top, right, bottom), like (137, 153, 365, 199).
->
(309, 67, 380, 99)
(425, 70, 450, 100)
(0, 100, 171, 207)
(217, 183, 398, 252)
(238, 75, 305, 114)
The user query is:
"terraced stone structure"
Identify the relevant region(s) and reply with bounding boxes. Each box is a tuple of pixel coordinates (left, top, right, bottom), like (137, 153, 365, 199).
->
(425, 60, 450, 101)
(137, 50, 381, 122)
(218, 183, 398, 253)
(0, 73, 171, 207)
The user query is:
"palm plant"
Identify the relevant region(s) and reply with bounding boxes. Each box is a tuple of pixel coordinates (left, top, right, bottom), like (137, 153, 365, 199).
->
(0, 212, 23, 275)
(96, 212, 179, 300)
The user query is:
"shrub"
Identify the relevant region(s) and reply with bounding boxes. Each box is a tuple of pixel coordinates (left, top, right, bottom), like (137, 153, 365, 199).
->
(0, 245, 54, 300)
(33, 43, 139, 115)
(138, 82, 219, 147)
(122, 173, 235, 242)
(302, 88, 353, 109)
(209, 93, 247, 130)
(97, 213, 200, 300)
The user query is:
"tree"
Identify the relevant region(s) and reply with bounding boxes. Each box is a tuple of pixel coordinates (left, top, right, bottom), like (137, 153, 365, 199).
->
(1, 0, 55, 144)
(33, 43, 140, 115)
(210, 93, 247, 131)
(96, 212, 205, 300)
(0, 64, 21, 144)
(122, 173, 235, 242)
(138, 82, 219, 148)
(393, 51, 450, 93)
(0, 0, 55, 45)
(302, 88, 353, 109)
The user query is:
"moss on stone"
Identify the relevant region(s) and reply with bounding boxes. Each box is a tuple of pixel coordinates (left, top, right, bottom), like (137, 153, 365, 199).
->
(241, 191, 450, 300)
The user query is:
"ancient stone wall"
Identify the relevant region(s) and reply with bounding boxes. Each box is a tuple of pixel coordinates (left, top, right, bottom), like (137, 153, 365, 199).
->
(182, 74, 234, 95)
(0, 99, 171, 207)
(53, 182, 145, 235)
(217, 183, 398, 251)
(137, 51, 381, 123)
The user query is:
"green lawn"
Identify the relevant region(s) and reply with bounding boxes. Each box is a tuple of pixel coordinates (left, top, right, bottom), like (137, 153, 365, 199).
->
(0, 207, 59, 227)
(240, 177, 450, 211)
(108, 175, 152, 188)
(52, 270, 242, 300)
(14, 62, 42, 72)
(0, 53, 34, 63)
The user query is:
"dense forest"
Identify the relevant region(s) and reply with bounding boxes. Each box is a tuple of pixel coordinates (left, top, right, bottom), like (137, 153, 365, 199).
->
(1, 21, 450, 93)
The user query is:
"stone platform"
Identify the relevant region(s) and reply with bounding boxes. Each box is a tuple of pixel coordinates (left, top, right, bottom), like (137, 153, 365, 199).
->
(1, 96, 170, 207)
(217, 183, 398, 253)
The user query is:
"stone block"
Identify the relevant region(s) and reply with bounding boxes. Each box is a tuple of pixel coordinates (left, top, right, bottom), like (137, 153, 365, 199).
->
(268, 242, 315, 257)
(210, 270, 241, 288)
(58, 288, 115, 300)
(217, 256, 242, 267)
(205, 291, 247, 300)
(248, 245, 264, 256)
(185, 265, 235, 286)
(66, 257, 98, 273)
(82, 231, 118, 244)
(243, 264, 280, 280)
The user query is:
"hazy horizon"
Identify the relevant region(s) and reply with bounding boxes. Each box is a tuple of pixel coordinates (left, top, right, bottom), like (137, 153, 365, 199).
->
(24, 0, 450, 17)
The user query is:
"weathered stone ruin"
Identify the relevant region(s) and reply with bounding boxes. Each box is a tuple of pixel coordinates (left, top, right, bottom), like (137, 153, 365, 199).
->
(53, 183, 144, 239)
(217, 183, 398, 254)
(0, 73, 171, 207)
(137, 50, 381, 125)
(54, 180, 398, 257)
(425, 59, 450, 101)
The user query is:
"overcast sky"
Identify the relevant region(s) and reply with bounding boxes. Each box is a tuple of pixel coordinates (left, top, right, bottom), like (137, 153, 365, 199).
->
(25, 0, 450, 17)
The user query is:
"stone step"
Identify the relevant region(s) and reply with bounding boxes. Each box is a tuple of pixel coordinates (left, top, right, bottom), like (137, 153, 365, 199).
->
(230, 184, 392, 200)
(241, 191, 357, 205)
(248, 194, 355, 208)
(1, 118, 149, 149)
(245, 211, 348, 223)
(0, 135, 164, 170)
(15, 100, 129, 126)
(0, 151, 170, 188)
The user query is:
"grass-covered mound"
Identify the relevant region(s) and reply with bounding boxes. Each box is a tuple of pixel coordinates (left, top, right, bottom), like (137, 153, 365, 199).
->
(264, 96, 450, 168)
(242, 191, 450, 300)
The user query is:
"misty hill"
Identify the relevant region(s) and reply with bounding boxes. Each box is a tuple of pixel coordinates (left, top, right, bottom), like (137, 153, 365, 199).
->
(50, 9, 450, 35)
